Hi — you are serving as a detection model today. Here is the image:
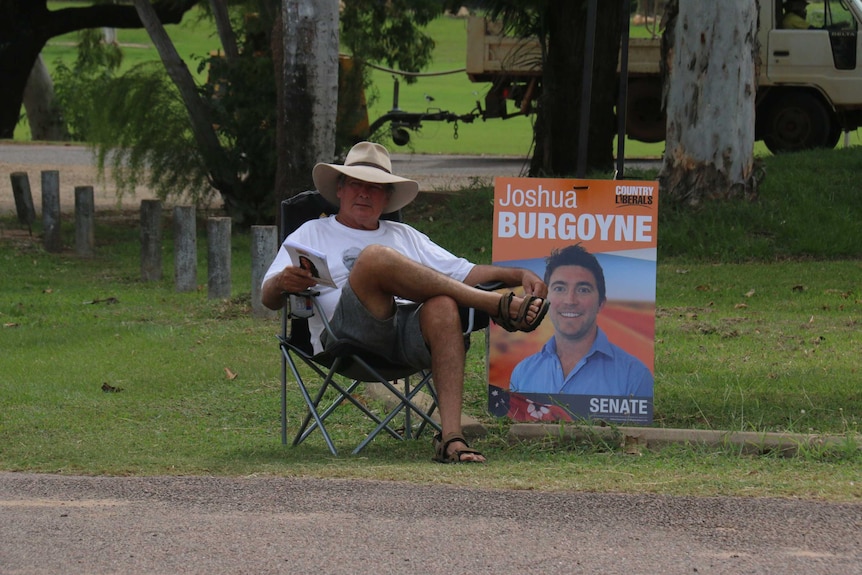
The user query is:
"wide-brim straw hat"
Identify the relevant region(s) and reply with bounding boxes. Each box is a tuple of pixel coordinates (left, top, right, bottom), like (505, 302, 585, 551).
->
(312, 141, 419, 213)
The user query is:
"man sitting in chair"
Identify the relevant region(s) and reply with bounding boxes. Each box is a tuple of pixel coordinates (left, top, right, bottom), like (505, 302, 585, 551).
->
(261, 141, 549, 464)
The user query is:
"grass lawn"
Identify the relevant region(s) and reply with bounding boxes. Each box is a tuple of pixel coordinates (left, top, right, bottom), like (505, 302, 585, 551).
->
(3, 5, 861, 500)
(2, 148, 861, 500)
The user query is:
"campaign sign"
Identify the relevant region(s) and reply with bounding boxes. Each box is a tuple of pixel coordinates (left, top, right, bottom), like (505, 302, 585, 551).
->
(488, 177, 658, 425)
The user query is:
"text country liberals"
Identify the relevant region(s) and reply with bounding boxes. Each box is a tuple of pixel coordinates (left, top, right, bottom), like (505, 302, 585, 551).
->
(497, 183, 655, 241)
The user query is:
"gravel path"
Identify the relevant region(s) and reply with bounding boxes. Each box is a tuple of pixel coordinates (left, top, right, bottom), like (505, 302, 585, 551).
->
(2, 472, 861, 575)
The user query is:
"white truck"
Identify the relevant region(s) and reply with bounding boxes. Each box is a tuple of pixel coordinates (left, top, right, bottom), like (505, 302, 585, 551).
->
(465, 0, 862, 153)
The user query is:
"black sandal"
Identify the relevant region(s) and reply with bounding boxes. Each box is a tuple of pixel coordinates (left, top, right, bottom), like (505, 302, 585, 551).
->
(492, 292, 550, 333)
(432, 432, 485, 464)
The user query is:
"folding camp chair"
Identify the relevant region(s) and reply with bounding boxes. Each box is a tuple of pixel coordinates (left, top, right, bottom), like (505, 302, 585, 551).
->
(277, 191, 493, 455)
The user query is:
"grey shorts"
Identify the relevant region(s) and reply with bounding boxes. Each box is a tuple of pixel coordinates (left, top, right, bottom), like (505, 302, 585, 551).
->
(323, 282, 432, 370)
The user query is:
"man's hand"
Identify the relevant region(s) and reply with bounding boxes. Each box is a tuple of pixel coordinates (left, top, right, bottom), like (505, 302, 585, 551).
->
(521, 270, 547, 298)
(275, 266, 318, 294)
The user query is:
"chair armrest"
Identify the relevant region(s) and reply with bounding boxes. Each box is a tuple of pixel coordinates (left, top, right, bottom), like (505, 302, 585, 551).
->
(474, 280, 506, 292)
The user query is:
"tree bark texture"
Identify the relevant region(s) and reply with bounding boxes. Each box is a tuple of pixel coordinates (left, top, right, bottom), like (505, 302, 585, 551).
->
(0, 0, 196, 139)
(530, 0, 623, 177)
(208, 0, 239, 61)
(659, 0, 759, 205)
(279, 0, 338, 199)
(23, 54, 67, 141)
(273, 7, 288, 209)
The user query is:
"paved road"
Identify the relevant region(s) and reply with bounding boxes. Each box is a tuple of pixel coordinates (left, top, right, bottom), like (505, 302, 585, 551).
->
(1, 472, 860, 575)
(0, 143, 657, 173)
(0, 143, 534, 212)
(0, 143, 659, 213)
(0, 143, 532, 177)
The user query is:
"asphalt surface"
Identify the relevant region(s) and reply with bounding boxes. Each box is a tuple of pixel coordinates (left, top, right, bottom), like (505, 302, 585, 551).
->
(0, 143, 534, 173)
(2, 143, 860, 575)
(0, 143, 534, 214)
(2, 472, 861, 575)
(0, 143, 659, 214)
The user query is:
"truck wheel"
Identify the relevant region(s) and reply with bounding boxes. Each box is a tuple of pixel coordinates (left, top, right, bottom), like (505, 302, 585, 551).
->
(625, 79, 665, 143)
(762, 92, 834, 154)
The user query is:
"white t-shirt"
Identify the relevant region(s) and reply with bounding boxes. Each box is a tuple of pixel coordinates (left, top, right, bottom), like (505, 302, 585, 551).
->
(263, 215, 475, 354)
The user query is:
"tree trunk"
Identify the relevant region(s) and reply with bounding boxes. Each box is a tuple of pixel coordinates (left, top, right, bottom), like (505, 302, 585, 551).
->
(659, 0, 759, 205)
(530, 0, 623, 177)
(132, 0, 236, 196)
(22, 54, 68, 141)
(278, 0, 339, 200)
(273, 7, 288, 207)
(208, 0, 239, 61)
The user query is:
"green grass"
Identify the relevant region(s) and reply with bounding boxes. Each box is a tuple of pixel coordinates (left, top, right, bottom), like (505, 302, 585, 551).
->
(407, 153, 862, 445)
(4, 6, 861, 499)
(2, 148, 861, 500)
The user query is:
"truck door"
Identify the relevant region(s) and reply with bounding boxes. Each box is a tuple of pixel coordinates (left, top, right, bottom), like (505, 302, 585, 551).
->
(768, 1, 859, 79)
(760, 1, 862, 152)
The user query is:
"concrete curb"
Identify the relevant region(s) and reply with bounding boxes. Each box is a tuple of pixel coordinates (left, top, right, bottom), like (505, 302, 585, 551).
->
(506, 423, 855, 456)
(365, 384, 855, 456)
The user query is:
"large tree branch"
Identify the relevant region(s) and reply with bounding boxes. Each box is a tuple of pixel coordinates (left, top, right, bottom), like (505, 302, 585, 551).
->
(209, 0, 239, 61)
(0, 0, 199, 139)
(44, 0, 199, 38)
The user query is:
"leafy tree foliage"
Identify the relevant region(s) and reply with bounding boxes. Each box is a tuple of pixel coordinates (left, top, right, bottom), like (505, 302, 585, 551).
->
(48, 1, 451, 225)
(53, 29, 123, 141)
(68, 8, 277, 223)
(341, 0, 440, 82)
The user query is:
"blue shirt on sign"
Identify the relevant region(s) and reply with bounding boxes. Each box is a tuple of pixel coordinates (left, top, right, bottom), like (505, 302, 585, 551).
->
(509, 328, 654, 397)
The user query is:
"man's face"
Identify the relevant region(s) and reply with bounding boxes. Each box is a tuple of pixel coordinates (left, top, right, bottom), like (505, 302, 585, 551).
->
(547, 265, 604, 342)
(336, 176, 391, 229)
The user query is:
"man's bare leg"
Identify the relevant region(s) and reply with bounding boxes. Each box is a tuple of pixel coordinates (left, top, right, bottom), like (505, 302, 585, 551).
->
(419, 296, 484, 462)
(347, 244, 540, 463)
(348, 244, 541, 324)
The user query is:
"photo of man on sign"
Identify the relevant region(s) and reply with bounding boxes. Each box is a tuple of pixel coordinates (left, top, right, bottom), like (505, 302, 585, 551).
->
(509, 243, 653, 396)
(488, 177, 657, 425)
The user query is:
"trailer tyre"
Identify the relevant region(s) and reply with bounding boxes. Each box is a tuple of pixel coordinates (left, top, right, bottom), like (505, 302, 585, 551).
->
(391, 127, 411, 146)
(763, 92, 835, 154)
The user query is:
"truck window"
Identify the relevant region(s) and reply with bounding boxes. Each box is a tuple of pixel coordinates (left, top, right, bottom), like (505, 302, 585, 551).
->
(826, 0, 858, 70)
